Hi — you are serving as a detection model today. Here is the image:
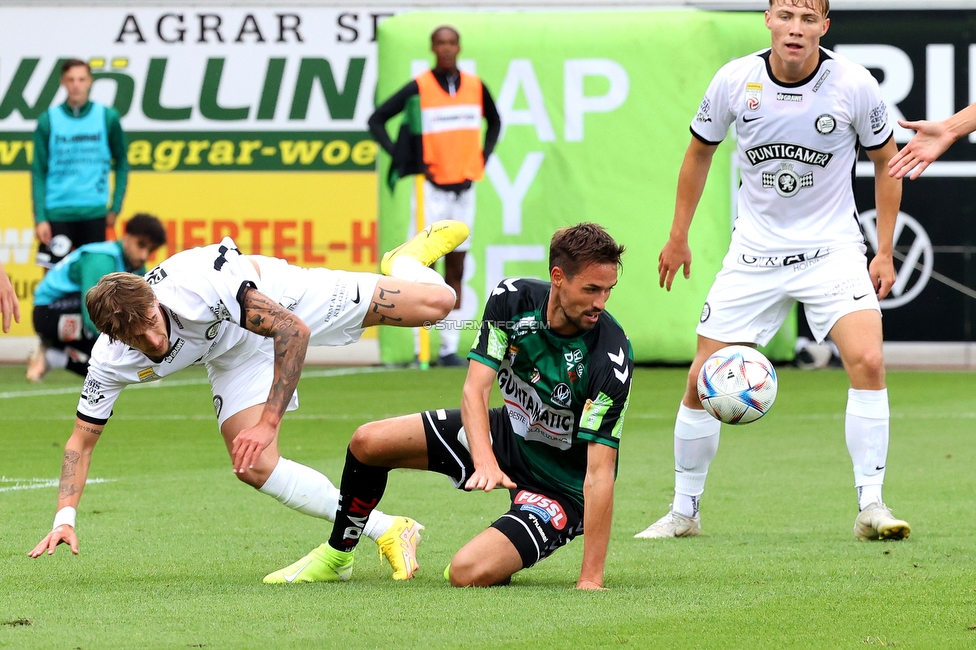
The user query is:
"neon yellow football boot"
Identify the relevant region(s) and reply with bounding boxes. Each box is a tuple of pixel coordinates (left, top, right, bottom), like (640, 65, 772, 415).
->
(376, 517, 424, 581)
(263, 544, 354, 584)
(380, 220, 470, 276)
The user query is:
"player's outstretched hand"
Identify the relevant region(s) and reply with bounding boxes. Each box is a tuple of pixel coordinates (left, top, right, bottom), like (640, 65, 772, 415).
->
(465, 462, 516, 493)
(231, 421, 278, 474)
(576, 578, 607, 591)
(0, 265, 20, 333)
(888, 119, 954, 180)
(658, 238, 692, 291)
(28, 525, 79, 558)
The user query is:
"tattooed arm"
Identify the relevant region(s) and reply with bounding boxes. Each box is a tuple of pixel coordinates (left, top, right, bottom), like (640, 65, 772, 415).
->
(29, 419, 104, 557)
(230, 287, 311, 474)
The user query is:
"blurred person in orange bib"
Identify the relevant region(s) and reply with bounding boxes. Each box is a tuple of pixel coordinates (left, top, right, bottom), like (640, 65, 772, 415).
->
(369, 25, 501, 367)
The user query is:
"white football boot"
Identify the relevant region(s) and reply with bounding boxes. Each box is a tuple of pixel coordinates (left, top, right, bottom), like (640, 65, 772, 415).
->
(854, 502, 911, 541)
(634, 506, 701, 539)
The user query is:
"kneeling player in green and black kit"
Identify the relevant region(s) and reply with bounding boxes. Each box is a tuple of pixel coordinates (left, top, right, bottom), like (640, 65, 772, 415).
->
(264, 222, 633, 589)
(28, 214, 165, 381)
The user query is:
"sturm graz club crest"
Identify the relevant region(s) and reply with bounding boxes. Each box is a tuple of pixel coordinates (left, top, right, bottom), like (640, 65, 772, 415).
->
(815, 113, 836, 134)
(762, 163, 814, 198)
(213, 395, 223, 417)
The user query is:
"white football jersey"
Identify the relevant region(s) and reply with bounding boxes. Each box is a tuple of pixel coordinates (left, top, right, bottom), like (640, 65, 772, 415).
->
(78, 239, 268, 423)
(691, 47, 892, 256)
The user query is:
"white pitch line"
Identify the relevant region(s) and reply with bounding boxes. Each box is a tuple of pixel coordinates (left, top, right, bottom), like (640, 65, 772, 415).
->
(2, 410, 971, 423)
(0, 477, 114, 493)
(0, 413, 402, 422)
(627, 412, 976, 420)
(0, 366, 395, 400)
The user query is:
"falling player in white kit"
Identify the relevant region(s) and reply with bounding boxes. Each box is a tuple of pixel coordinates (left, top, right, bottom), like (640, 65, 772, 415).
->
(638, 0, 911, 541)
(29, 221, 470, 580)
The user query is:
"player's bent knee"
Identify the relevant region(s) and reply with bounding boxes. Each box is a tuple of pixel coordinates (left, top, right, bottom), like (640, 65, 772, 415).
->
(348, 423, 381, 463)
(684, 368, 704, 407)
(428, 286, 456, 321)
(449, 544, 517, 587)
(231, 450, 279, 489)
(847, 349, 885, 384)
(448, 556, 511, 588)
(448, 548, 478, 587)
(235, 468, 265, 489)
(863, 350, 885, 375)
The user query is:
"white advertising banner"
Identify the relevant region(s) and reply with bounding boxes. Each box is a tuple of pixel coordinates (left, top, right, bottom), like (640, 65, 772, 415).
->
(0, 7, 397, 131)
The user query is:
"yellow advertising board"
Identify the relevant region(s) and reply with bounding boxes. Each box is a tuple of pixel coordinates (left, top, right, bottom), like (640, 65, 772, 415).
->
(0, 171, 378, 336)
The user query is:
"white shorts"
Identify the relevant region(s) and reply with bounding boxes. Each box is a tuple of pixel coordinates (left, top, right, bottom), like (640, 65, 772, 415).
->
(411, 181, 474, 252)
(252, 256, 379, 347)
(208, 340, 300, 428)
(206, 259, 379, 427)
(696, 245, 881, 346)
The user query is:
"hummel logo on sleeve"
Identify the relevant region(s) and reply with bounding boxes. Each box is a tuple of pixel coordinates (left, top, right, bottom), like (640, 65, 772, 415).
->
(492, 279, 519, 296)
(607, 347, 629, 383)
(607, 348, 625, 366)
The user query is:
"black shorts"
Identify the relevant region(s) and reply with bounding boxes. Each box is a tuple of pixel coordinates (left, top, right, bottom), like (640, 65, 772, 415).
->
(422, 407, 584, 569)
(33, 295, 96, 355)
(36, 217, 107, 268)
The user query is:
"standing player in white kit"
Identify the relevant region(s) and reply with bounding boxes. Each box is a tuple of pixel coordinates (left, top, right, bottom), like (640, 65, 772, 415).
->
(29, 221, 469, 581)
(639, 0, 911, 541)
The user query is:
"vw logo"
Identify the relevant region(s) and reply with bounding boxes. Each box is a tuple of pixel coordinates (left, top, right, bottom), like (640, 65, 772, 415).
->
(858, 209, 933, 309)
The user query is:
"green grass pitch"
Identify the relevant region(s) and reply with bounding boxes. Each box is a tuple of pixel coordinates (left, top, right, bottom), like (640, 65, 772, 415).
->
(1, 364, 975, 648)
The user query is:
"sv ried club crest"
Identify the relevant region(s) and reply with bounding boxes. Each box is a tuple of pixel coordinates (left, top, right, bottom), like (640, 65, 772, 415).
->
(762, 163, 813, 198)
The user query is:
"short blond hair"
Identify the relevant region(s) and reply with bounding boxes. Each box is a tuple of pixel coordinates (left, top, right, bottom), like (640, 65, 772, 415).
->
(769, 0, 829, 17)
(86, 272, 157, 342)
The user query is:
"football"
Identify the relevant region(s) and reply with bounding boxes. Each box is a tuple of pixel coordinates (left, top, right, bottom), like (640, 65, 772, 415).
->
(697, 345, 778, 424)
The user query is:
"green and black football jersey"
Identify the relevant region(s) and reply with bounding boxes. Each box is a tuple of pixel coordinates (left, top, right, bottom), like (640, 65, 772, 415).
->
(468, 278, 634, 505)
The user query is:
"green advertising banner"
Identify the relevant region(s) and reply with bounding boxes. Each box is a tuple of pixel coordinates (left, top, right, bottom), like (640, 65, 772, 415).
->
(377, 10, 795, 364)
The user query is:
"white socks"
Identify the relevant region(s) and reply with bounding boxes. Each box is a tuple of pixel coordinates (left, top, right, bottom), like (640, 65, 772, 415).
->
(258, 457, 394, 542)
(258, 457, 339, 519)
(668, 389, 890, 516)
(846, 388, 889, 510)
(362, 508, 395, 541)
(673, 403, 721, 516)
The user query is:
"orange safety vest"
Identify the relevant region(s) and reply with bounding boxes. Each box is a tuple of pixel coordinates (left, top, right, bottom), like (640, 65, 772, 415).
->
(416, 70, 485, 185)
